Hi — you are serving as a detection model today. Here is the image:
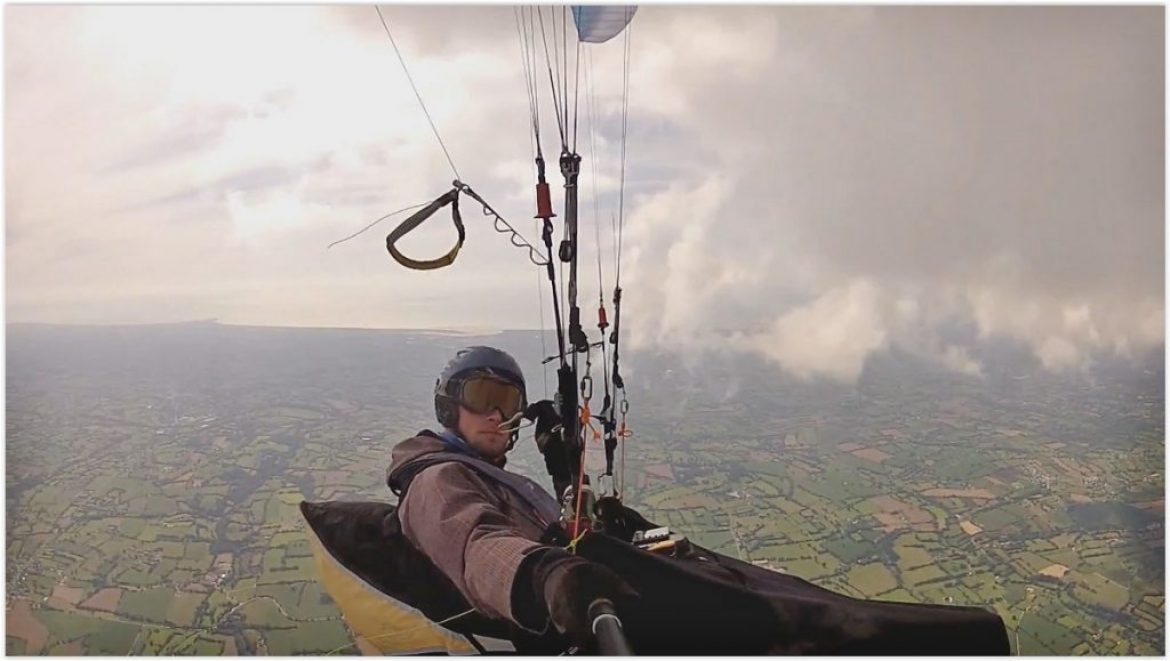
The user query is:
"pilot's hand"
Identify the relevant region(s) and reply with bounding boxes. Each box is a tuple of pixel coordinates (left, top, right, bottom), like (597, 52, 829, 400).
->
(535, 550, 638, 644)
(525, 399, 562, 446)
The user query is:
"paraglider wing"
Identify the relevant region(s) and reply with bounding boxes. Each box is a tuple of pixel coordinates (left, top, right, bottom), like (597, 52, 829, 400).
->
(572, 5, 638, 43)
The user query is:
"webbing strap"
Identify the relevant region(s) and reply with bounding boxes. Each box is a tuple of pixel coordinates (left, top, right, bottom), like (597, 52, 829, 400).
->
(385, 188, 465, 270)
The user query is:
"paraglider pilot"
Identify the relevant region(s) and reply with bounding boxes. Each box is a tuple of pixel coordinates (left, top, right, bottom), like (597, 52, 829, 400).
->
(386, 346, 637, 647)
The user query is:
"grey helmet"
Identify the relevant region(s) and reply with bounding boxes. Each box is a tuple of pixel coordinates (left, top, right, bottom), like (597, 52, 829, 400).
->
(434, 346, 527, 428)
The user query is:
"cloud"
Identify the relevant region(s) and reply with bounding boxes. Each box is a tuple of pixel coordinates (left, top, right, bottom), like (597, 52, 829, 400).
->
(615, 6, 1163, 380)
(741, 279, 889, 382)
(5, 6, 1162, 381)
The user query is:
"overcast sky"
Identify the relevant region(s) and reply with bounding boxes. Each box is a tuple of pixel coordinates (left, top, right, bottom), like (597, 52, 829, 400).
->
(6, 5, 1164, 381)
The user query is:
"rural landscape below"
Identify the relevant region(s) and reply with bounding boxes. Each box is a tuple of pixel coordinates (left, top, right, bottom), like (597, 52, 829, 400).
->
(6, 322, 1163, 655)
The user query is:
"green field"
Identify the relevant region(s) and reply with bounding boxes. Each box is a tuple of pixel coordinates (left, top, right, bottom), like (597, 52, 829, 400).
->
(262, 618, 352, 655)
(256, 583, 301, 612)
(119, 587, 176, 624)
(239, 597, 297, 629)
(822, 535, 871, 564)
(1072, 572, 1131, 611)
(7, 637, 27, 655)
(34, 609, 108, 646)
(894, 539, 934, 570)
(84, 620, 140, 655)
(847, 562, 899, 597)
(902, 564, 947, 586)
(165, 591, 207, 627)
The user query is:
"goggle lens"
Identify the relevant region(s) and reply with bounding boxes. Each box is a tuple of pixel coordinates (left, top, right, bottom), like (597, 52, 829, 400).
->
(458, 377, 523, 418)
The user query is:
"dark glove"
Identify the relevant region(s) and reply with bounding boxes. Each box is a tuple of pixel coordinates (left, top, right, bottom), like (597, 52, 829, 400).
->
(525, 400, 572, 497)
(525, 399, 562, 439)
(528, 548, 638, 644)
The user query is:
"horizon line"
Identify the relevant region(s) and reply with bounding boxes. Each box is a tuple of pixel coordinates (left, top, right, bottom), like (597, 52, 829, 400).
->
(4, 319, 555, 335)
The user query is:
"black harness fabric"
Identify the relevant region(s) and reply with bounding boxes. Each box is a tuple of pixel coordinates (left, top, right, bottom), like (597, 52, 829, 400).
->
(574, 527, 1010, 655)
(301, 499, 567, 654)
(303, 452, 1011, 655)
(299, 500, 512, 642)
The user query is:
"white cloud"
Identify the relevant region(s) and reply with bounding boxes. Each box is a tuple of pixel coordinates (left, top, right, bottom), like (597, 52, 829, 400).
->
(743, 279, 888, 382)
(5, 6, 1162, 380)
(1036, 336, 1085, 373)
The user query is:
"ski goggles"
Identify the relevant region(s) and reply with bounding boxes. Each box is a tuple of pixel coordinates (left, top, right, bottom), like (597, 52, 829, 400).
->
(455, 376, 524, 419)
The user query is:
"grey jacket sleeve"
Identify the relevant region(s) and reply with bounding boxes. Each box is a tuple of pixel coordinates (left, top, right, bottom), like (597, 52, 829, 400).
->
(399, 462, 547, 625)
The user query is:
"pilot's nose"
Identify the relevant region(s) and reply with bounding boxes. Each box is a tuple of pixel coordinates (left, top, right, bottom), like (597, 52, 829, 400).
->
(486, 408, 503, 424)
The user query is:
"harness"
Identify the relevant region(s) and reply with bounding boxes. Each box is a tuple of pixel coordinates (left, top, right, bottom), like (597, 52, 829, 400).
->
(387, 439, 565, 540)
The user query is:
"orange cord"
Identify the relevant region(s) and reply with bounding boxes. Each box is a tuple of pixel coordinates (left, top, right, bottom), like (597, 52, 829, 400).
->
(618, 408, 633, 437)
(570, 444, 588, 541)
(580, 401, 602, 442)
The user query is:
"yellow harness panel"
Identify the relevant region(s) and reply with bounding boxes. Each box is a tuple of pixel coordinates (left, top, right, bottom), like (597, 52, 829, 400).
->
(305, 530, 479, 655)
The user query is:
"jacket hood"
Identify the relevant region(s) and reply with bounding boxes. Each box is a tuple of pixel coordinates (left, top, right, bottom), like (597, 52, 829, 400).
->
(388, 431, 450, 476)
(386, 430, 509, 496)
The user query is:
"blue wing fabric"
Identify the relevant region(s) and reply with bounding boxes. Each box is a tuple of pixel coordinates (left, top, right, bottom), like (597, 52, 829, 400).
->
(572, 6, 637, 43)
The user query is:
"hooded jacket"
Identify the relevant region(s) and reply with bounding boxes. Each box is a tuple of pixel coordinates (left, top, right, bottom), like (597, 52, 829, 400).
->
(387, 431, 561, 630)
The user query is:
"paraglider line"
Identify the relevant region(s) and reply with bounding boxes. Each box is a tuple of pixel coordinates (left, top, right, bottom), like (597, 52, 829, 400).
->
(615, 20, 633, 287)
(583, 51, 605, 299)
(563, 6, 572, 150)
(515, 7, 543, 159)
(326, 201, 430, 250)
(572, 40, 582, 153)
(582, 50, 613, 413)
(537, 8, 569, 149)
(535, 219, 550, 398)
(374, 6, 461, 181)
